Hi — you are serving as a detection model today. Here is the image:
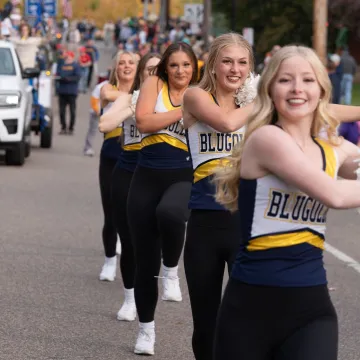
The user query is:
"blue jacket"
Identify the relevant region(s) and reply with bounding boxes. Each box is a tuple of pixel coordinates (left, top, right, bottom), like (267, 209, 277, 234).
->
(57, 61, 81, 96)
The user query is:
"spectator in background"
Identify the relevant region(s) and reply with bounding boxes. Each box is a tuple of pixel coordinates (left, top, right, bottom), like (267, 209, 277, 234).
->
(83, 80, 108, 156)
(1, 11, 13, 39)
(57, 51, 81, 135)
(67, 21, 81, 49)
(85, 39, 99, 89)
(11, 23, 42, 69)
(114, 18, 121, 46)
(328, 53, 342, 104)
(264, 44, 281, 66)
(338, 121, 360, 145)
(340, 47, 357, 105)
(78, 46, 92, 93)
(103, 20, 114, 47)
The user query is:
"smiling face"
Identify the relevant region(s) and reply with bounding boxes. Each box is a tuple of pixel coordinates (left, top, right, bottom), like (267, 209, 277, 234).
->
(117, 53, 137, 83)
(213, 45, 251, 92)
(270, 55, 322, 124)
(166, 51, 194, 89)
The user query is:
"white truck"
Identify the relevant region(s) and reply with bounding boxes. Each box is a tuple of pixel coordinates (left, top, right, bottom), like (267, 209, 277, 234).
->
(0, 40, 39, 165)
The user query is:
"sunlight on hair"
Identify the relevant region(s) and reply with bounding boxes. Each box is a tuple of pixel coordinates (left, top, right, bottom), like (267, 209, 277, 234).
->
(213, 45, 341, 212)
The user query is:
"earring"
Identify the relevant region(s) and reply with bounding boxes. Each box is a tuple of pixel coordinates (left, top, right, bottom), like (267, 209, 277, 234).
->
(211, 69, 215, 74)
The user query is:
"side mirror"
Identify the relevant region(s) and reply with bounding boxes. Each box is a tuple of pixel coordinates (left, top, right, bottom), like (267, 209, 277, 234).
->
(22, 67, 40, 79)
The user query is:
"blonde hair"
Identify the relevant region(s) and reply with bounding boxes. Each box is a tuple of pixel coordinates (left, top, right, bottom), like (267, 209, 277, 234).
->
(199, 33, 254, 94)
(214, 45, 340, 212)
(108, 50, 137, 88)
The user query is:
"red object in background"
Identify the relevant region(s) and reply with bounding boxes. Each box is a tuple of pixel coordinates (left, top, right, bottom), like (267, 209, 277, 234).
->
(97, 72, 109, 84)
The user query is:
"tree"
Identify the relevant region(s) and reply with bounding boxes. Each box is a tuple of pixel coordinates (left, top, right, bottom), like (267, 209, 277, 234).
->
(328, 0, 360, 44)
(213, 0, 313, 55)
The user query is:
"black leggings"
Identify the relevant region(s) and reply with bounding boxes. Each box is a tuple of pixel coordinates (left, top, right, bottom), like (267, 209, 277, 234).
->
(111, 166, 135, 289)
(99, 156, 118, 258)
(215, 278, 338, 360)
(127, 166, 192, 323)
(184, 210, 241, 360)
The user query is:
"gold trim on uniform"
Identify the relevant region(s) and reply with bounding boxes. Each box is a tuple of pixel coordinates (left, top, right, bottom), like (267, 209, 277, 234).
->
(194, 158, 230, 183)
(123, 143, 142, 151)
(141, 134, 188, 152)
(247, 231, 324, 251)
(104, 128, 122, 140)
(162, 82, 179, 111)
(315, 138, 337, 178)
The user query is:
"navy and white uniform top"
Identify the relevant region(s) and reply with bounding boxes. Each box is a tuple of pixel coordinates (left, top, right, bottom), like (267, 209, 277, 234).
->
(139, 82, 191, 169)
(232, 137, 338, 287)
(117, 90, 142, 172)
(186, 93, 245, 210)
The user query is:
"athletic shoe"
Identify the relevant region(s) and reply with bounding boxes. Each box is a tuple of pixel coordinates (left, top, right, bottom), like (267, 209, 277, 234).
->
(116, 237, 121, 255)
(84, 148, 95, 157)
(59, 129, 67, 135)
(162, 276, 182, 302)
(117, 301, 136, 321)
(99, 256, 117, 281)
(134, 328, 155, 355)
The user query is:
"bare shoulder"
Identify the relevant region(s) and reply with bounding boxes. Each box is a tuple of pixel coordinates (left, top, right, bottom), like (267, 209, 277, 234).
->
(184, 86, 208, 101)
(247, 125, 288, 150)
(142, 75, 163, 91)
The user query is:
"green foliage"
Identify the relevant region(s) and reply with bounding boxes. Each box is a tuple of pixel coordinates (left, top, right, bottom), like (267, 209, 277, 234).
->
(90, 0, 100, 11)
(212, 0, 313, 56)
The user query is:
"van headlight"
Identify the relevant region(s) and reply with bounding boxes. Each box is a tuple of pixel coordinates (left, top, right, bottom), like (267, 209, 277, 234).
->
(0, 92, 21, 108)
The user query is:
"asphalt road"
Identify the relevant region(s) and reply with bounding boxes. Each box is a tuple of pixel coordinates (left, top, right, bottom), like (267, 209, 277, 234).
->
(0, 42, 359, 360)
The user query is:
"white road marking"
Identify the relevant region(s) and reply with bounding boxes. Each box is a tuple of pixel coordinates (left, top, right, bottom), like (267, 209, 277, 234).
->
(325, 243, 360, 275)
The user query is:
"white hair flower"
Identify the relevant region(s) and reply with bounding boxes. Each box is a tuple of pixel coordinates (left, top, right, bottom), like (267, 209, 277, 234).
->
(234, 73, 261, 107)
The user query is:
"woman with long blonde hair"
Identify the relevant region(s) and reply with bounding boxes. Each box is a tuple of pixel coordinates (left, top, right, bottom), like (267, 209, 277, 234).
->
(182, 33, 257, 360)
(98, 53, 161, 322)
(213, 45, 360, 360)
(97, 51, 137, 282)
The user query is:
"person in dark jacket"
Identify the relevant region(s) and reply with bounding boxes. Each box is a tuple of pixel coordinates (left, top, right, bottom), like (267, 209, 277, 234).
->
(85, 39, 99, 89)
(327, 54, 342, 104)
(57, 51, 81, 135)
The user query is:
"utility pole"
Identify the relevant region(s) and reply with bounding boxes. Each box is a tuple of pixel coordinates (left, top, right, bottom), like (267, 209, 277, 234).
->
(313, 0, 328, 64)
(203, 0, 211, 50)
(160, 0, 169, 33)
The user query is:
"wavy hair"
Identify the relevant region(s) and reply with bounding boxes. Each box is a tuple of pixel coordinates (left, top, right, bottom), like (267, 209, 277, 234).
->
(199, 33, 254, 94)
(214, 45, 340, 212)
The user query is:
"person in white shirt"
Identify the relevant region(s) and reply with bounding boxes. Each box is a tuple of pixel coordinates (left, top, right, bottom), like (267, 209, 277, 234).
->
(83, 80, 108, 156)
(1, 16, 13, 39)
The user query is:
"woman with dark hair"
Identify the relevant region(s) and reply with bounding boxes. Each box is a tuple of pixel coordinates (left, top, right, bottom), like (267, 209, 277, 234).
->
(127, 42, 198, 355)
(98, 53, 161, 322)
(97, 51, 137, 282)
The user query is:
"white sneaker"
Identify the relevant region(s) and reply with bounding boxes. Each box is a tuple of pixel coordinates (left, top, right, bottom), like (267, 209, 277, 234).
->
(134, 328, 155, 355)
(84, 148, 95, 157)
(116, 237, 121, 255)
(117, 301, 136, 321)
(99, 256, 117, 281)
(162, 276, 182, 302)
